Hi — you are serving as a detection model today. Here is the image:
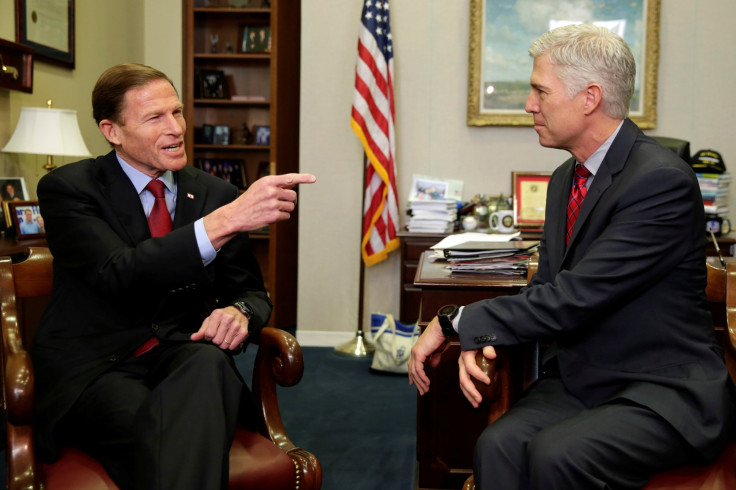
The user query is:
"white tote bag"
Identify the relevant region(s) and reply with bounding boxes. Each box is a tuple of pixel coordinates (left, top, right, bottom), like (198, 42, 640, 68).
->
(369, 313, 420, 373)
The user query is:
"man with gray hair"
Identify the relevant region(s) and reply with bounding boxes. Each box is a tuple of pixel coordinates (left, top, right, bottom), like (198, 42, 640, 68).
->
(409, 24, 733, 489)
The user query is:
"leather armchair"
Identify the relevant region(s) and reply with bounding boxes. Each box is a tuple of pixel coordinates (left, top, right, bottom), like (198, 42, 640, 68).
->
(652, 136, 691, 164)
(1, 247, 321, 490)
(463, 258, 736, 490)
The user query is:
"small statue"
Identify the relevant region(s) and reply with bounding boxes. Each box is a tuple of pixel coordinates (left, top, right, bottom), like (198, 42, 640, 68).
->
(210, 33, 219, 53)
(237, 123, 254, 145)
(225, 41, 234, 54)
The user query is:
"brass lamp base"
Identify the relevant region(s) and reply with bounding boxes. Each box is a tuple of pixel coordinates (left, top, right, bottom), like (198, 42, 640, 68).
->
(334, 330, 374, 358)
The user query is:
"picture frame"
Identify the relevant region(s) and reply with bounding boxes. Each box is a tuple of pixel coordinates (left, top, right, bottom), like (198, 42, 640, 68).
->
(408, 174, 464, 202)
(240, 25, 271, 53)
(213, 125, 230, 145)
(512, 171, 552, 230)
(15, 0, 75, 69)
(7, 200, 45, 240)
(1, 177, 30, 224)
(253, 125, 270, 146)
(467, 0, 660, 129)
(196, 69, 229, 100)
(195, 159, 247, 189)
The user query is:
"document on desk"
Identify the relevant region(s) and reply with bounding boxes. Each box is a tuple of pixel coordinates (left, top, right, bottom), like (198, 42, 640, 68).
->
(443, 241, 539, 262)
(430, 232, 520, 249)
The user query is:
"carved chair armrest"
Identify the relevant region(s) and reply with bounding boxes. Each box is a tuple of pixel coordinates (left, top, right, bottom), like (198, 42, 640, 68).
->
(250, 327, 322, 487)
(0, 258, 35, 424)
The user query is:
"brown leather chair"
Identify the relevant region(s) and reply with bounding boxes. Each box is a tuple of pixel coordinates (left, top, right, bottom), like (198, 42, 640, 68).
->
(1, 247, 321, 490)
(463, 258, 736, 490)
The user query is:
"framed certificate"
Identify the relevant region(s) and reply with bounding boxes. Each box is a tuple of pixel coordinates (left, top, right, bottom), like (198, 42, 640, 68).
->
(512, 171, 551, 230)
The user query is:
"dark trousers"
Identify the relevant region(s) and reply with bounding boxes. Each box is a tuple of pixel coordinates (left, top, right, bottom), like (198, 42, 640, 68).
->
(59, 342, 248, 490)
(473, 375, 699, 490)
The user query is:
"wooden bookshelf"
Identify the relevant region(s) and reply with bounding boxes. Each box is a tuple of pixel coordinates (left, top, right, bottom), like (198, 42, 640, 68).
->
(182, 0, 301, 330)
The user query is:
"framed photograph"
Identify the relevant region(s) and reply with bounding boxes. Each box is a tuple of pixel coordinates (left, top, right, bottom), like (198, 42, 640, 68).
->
(512, 171, 552, 230)
(199, 124, 215, 144)
(15, 0, 75, 68)
(254, 125, 270, 145)
(240, 25, 271, 53)
(7, 201, 45, 239)
(213, 125, 230, 145)
(197, 69, 229, 99)
(195, 159, 247, 189)
(467, 0, 660, 128)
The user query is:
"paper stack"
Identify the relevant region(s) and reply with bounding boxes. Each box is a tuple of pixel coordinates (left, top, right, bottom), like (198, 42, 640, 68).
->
(429, 233, 538, 275)
(697, 172, 731, 216)
(406, 200, 458, 233)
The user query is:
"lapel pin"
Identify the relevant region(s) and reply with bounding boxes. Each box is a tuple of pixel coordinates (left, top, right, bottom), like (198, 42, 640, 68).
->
(187, 193, 195, 200)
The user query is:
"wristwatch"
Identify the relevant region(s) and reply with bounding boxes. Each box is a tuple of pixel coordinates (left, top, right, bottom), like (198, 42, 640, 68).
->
(437, 304, 459, 336)
(232, 301, 254, 320)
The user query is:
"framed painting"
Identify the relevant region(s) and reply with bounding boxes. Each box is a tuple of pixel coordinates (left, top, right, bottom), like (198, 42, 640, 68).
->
(512, 171, 551, 230)
(467, 0, 660, 128)
(15, 0, 75, 68)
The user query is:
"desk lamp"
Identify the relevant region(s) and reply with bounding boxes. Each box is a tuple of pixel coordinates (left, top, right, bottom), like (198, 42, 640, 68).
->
(2, 100, 91, 172)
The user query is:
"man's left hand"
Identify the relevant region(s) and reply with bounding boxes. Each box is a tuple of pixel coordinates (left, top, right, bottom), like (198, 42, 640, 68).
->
(190, 306, 249, 350)
(458, 346, 496, 408)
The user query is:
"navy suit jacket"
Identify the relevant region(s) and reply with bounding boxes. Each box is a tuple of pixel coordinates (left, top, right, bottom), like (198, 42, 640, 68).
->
(31, 150, 272, 457)
(460, 119, 733, 458)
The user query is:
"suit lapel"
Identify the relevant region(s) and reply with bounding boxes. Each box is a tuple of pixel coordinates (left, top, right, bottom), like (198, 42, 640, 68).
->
(563, 118, 640, 252)
(98, 151, 151, 244)
(173, 165, 208, 229)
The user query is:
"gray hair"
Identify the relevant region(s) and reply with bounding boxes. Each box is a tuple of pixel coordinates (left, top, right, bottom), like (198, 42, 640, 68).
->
(528, 24, 635, 119)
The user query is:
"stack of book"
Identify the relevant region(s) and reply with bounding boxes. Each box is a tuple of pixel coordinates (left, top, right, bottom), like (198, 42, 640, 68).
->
(429, 234, 538, 274)
(406, 200, 457, 233)
(697, 171, 731, 217)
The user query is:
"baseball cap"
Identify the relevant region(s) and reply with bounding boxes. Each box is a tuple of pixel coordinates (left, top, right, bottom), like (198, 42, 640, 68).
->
(691, 149, 726, 174)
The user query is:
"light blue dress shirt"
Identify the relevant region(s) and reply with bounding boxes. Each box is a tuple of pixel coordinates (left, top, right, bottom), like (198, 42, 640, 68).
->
(116, 155, 217, 265)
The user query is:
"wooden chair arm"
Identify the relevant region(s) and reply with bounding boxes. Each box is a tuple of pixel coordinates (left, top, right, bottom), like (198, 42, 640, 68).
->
(725, 263, 736, 357)
(0, 256, 35, 424)
(251, 327, 304, 450)
(251, 326, 322, 488)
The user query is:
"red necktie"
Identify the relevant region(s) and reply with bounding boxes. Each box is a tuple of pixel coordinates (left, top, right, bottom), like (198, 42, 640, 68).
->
(134, 179, 170, 357)
(145, 179, 172, 237)
(566, 165, 591, 245)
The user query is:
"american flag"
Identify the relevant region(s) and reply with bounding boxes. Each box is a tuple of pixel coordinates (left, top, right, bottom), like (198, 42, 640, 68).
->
(351, 0, 400, 266)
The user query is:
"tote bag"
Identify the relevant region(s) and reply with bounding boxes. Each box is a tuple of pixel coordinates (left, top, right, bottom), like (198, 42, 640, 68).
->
(369, 313, 419, 373)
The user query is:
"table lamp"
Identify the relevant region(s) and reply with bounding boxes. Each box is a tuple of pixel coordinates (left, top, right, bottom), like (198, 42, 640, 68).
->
(2, 100, 91, 172)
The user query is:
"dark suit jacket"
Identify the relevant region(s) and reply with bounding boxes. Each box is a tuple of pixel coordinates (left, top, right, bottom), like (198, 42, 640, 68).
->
(31, 150, 272, 457)
(460, 119, 733, 459)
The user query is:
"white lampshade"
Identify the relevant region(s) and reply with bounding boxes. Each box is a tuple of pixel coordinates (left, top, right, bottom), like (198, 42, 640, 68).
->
(2, 106, 91, 171)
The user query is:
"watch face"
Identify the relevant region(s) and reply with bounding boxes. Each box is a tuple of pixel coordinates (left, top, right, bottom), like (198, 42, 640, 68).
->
(439, 304, 456, 317)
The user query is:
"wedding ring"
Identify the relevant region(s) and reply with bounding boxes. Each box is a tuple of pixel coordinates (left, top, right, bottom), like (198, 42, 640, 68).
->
(224, 340, 231, 345)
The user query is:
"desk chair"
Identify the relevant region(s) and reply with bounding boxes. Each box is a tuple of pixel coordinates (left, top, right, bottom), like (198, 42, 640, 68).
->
(652, 136, 691, 164)
(463, 259, 736, 490)
(0, 247, 321, 490)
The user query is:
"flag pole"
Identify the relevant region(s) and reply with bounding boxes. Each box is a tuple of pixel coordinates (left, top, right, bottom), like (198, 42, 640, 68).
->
(335, 155, 375, 358)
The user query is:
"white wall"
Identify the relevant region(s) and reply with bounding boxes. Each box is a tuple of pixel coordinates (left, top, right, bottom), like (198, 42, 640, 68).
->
(297, 0, 736, 341)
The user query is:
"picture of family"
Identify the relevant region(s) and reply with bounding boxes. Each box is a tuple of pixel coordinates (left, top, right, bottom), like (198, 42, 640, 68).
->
(9, 202, 45, 239)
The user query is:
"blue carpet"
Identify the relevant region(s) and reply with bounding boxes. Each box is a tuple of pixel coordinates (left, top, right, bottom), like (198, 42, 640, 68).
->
(236, 345, 417, 490)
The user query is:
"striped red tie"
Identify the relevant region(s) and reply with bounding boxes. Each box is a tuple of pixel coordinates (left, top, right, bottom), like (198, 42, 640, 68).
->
(145, 179, 172, 237)
(566, 165, 591, 245)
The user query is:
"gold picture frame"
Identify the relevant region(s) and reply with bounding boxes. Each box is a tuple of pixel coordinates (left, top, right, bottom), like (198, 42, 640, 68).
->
(512, 171, 552, 230)
(467, 0, 660, 128)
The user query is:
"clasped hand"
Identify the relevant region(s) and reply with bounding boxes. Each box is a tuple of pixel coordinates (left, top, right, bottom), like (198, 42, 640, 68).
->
(190, 306, 248, 350)
(407, 317, 497, 408)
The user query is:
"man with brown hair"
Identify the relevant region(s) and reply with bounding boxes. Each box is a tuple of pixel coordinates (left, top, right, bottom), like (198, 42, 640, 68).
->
(31, 63, 315, 489)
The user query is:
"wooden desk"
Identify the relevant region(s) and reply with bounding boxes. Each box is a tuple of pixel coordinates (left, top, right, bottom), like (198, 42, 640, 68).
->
(0, 237, 48, 259)
(414, 252, 534, 490)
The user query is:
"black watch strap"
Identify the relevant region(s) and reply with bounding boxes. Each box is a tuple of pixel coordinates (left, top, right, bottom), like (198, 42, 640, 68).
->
(232, 301, 254, 320)
(437, 304, 459, 336)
